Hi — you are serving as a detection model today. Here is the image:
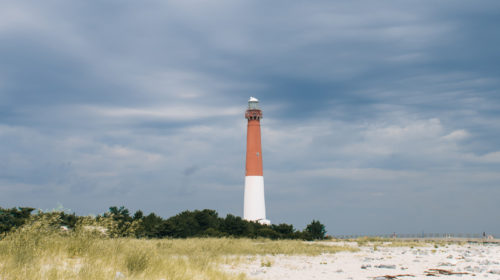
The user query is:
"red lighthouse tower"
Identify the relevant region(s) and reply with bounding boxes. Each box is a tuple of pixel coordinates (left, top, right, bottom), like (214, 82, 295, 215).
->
(244, 97, 270, 225)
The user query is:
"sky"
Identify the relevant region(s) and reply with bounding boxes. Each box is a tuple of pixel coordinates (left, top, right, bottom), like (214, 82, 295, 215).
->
(1, 0, 499, 235)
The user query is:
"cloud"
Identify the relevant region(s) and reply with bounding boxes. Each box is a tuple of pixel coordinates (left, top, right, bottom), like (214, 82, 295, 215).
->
(1, 0, 499, 234)
(86, 105, 240, 121)
(479, 151, 500, 163)
(301, 167, 420, 181)
(442, 130, 469, 141)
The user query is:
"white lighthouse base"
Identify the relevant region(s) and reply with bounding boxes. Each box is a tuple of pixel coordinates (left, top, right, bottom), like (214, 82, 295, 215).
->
(257, 219, 271, 225)
(244, 176, 269, 224)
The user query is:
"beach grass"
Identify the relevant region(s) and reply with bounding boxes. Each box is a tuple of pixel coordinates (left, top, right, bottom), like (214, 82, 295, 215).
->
(345, 236, 466, 248)
(0, 216, 356, 280)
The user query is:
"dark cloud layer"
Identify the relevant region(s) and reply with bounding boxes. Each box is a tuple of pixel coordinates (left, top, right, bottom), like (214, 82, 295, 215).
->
(1, 0, 499, 235)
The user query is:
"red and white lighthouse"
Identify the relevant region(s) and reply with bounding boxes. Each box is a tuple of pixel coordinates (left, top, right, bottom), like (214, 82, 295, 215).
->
(244, 97, 270, 225)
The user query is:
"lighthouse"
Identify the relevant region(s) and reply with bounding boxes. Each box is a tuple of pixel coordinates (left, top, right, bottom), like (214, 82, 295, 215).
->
(244, 97, 270, 225)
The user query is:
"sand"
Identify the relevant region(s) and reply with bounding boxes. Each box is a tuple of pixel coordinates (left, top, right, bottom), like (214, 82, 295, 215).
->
(224, 242, 500, 279)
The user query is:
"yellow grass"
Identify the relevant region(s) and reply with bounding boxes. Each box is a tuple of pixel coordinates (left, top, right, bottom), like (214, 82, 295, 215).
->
(0, 215, 357, 280)
(348, 236, 449, 248)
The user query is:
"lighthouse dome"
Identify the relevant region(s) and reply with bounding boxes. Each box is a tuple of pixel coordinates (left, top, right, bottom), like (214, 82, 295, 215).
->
(249, 97, 259, 102)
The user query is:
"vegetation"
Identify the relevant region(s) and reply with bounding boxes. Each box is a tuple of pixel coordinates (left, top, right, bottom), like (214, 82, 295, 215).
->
(0, 212, 354, 280)
(304, 220, 327, 240)
(351, 236, 433, 248)
(0, 207, 34, 235)
(0, 206, 327, 240)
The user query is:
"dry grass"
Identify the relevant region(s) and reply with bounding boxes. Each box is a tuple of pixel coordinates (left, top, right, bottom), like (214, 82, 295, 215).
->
(346, 236, 451, 248)
(0, 215, 356, 280)
(332, 237, 432, 248)
(382, 241, 430, 247)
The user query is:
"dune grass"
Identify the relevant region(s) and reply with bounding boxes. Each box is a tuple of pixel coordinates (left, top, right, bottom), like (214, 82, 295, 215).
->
(0, 216, 356, 280)
(347, 236, 456, 248)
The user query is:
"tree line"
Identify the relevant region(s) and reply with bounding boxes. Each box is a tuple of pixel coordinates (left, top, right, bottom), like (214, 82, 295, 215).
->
(0, 206, 327, 240)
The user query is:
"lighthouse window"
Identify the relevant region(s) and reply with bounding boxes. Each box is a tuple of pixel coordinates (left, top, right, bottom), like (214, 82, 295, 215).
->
(249, 102, 259, 110)
(256, 152, 260, 156)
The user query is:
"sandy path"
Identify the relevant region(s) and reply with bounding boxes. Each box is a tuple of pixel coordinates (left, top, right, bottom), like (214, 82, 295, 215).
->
(224, 243, 500, 279)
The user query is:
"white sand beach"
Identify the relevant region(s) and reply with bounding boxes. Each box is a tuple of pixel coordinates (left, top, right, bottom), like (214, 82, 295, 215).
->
(224, 242, 500, 280)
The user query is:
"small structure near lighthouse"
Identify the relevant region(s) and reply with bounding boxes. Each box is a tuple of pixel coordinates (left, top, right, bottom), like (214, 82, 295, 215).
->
(244, 97, 270, 225)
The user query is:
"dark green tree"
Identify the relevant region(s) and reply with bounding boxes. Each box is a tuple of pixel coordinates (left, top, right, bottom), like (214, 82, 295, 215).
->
(141, 213, 164, 238)
(194, 209, 220, 232)
(272, 223, 295, 238)
(163, 210, 201, 238)
(304, 220, 326, 240)
(221, 214, 248, 236)
(133, 210, 144, 220)
(257, 227, 281, 239)
(0, 207, 34, 234)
